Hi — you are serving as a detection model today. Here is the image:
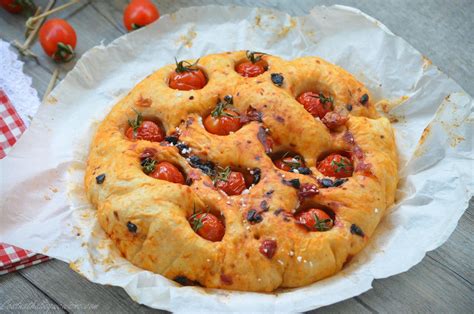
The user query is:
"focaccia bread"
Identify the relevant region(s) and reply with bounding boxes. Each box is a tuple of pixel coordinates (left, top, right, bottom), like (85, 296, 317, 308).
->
(85, 51, 398, 292)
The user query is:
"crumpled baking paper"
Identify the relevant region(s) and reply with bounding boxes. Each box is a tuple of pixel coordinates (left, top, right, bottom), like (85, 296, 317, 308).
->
(0, 5, 472, 312)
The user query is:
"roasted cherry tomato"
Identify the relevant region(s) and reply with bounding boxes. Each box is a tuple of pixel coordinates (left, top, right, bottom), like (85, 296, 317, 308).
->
(148, 161, 185, 184)
(317, 153, 353, 178)
(235, 51, 267, 77)
(297, 92, 333, 119)
(123, 0, 160, 31)
(274, 155, 303, 172)
(295, 208, 333, 231)
(38, 18, 77, 62)
(1, 0, 35, 14)
(169, 59, 207, 90)
(204, 100, 241, 135)
(214, 167, 246, 196)
(126, 110, 164, 142)
(189, 212, 225, 242)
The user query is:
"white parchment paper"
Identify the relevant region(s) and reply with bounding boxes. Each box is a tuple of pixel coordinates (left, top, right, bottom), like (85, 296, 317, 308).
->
(0, 5, 472, 312)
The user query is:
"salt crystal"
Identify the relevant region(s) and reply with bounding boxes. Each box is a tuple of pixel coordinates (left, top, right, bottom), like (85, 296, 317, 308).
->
(297, 256, 302, 262)
(278, 260, 284, 265)
(289, 251, 294, 256)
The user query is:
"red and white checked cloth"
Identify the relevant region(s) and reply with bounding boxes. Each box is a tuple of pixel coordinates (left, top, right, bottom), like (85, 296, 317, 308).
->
(0, 89, 50, 274)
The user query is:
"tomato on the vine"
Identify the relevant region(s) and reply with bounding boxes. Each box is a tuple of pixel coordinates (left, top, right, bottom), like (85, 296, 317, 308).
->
(213, 167, 246, 196)
(295, 208, 333, 231)
(123, 0, 160, 31)
(297, 92, 333, 119)
(169, 59, 207, 91)
(188, 212, 225, 242)
(38, 18, 77, 62)
(235, 51, 267, 77)
(204, 99, 241, 135)
(125, 110, 164, 142)
(317, 153, 353, 178)
(1, 0, 35, 14)
(148, 161, 185, 184)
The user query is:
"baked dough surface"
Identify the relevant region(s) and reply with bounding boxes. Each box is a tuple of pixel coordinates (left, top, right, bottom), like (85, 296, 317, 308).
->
(85, 51, 398, 292)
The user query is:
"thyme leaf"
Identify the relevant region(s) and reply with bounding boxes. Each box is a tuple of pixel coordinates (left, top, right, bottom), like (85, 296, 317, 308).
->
(312, 213, 332, 231)
(246, 50, 266, 64)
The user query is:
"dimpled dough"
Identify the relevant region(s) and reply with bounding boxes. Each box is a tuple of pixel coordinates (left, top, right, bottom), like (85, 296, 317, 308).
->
(85, 51, 398, 292)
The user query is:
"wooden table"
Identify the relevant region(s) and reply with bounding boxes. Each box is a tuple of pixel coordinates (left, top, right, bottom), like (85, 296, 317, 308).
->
(1, 1, 472, 312)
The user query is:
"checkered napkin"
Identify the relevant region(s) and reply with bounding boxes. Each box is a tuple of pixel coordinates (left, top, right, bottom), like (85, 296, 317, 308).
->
(0, 89, 49, 274)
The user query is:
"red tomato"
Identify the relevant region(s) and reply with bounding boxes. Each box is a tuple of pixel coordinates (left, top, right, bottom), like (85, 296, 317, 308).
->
(204, 109, 241, 135)
(1, 0, 35, 14)
(126, 120, 164, 142)
(215, 170, 246, 196)
(295, 208, 333, 231)
(149, 161, 185, 184)
(188, 213, 225, 242)
(123, 0, 160, 31)
(297, 92, 333, 119)
(235, 60, 267, 77)
(169, 69, 207, 90)
(317, 154, 353, 178)
(274, 155, 303, 172)
(38, 18, 77, 62)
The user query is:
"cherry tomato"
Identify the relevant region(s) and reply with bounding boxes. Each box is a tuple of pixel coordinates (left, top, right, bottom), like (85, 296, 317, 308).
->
(169, 69, 207, 90)
(235, 60, 267, 77)
(169, 59, 207, 90)
(149, 161, 185, 184)
(297, 92, 333, 119)
(126, 120, 164, 142)
(1, 0, 35, 14)
(188, 213, 225, 242)
(123, 0, 160, 31)
(215, 170, 246, 196)
(235, 51, 268, 77)
(274, 155, 303, 172)
(204, 109, 241, 135)
(295, 208, 333, 231)
(38, 18, 77, 62)
(317, 153, 353, 178)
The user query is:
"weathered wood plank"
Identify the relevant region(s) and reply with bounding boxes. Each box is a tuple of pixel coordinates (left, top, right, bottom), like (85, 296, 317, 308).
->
(0, 271, 65, 313)
(312, 298, 371, 314)
(356, 207, 474, 313)
(18, 259, 162, 313)
(427, 201, 474, 285)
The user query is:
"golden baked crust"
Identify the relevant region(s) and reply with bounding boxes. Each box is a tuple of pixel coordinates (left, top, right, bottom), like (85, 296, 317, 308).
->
(84, 51, 398, 292)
